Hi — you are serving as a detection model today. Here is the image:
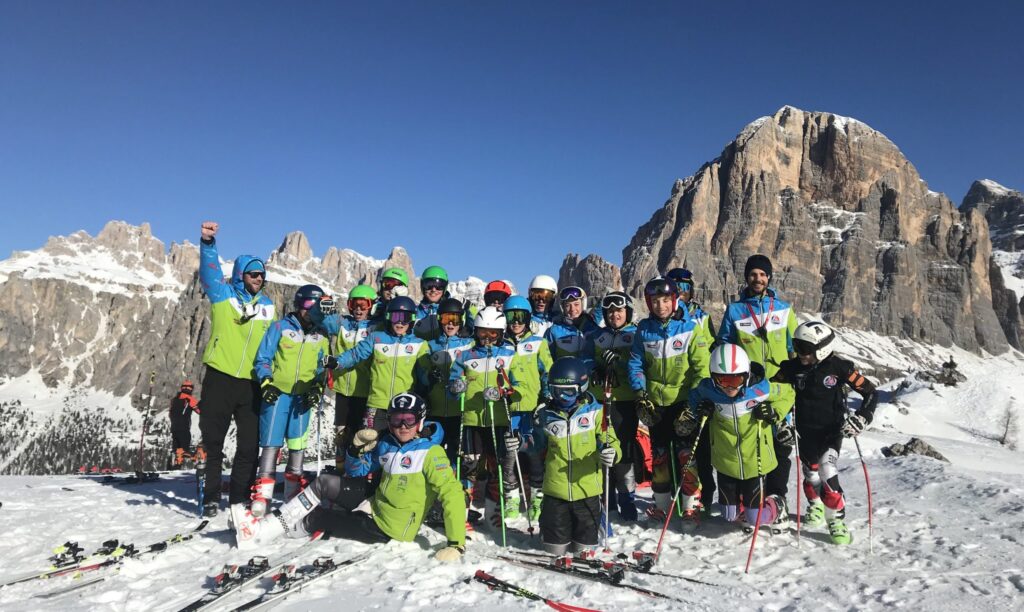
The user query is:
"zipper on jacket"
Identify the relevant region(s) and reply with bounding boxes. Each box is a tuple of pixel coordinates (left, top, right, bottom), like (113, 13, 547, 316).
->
(565, 410, 573, 502)
(293, 324, 307, 391)
(388, 334, 400, 403)
(402, 512, 417, 539)
(732, 403, 744, 479)
(236, 321, 256, 378)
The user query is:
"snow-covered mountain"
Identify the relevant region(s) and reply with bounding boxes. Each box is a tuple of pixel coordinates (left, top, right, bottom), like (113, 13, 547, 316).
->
(0, 328, 1020, 610)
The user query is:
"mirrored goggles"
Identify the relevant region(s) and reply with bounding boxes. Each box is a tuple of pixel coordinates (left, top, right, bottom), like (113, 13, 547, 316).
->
(505, 310, 530, 325)
(476, 328, 501, 341)
(529, 288, 554, 302)
(711, 372, 747, 390)
(484, 291, 509, 305)
(348, 298, 372, 312)
(559, 286, 584, 302)
(389, 311, 413, 325)
(793, 339, 818, 356)
(601, 294, 629, 310)
(439, 313, 462, 327)
(297, 298, 317, 311)
(388, 413, 419, 429)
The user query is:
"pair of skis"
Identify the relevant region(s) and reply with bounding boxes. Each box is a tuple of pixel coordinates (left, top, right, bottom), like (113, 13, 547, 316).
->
(509, 548, 722, 586)
(230, 551, 372, 611)
(471, 569, 600, 612)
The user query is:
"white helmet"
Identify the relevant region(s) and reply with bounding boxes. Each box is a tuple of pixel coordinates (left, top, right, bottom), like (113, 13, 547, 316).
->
(793, 321, 836, 361)
(529, 275, 558, 293)
(474, 306, 507, 331)
(709, 343, 751, 391)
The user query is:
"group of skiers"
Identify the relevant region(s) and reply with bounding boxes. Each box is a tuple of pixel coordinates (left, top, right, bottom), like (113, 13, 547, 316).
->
(191, 220, 879, 563)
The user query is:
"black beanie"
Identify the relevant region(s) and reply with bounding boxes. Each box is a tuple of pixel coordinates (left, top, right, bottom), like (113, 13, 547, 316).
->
(744, 254, 773, 279)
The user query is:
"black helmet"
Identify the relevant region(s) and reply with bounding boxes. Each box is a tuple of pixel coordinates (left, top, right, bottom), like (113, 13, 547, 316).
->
(438, 297, 465, 315)
(643, 277, 678, 312)
(294, 284, 325, 311)
(548, 356, 590, 396)
(665, 268, 694, 289)
(387, 392, 427, 421)
(600, 291, 634, 326)
(386, 296, 417, 315)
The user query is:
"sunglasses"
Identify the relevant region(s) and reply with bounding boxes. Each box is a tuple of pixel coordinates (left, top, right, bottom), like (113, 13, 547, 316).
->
(244, 270, 265, 278)
(505, 310, 530, 325)
(382, 278, 405, 290)
(559, 287, 584, 302)
(388, 413, 419, 429)
(439, 313, 462, 327)
(712, 372, 746, 389)
(389, 312, 413, 325)
(601, 294, 629, 310)
(423, 280, 447, 292)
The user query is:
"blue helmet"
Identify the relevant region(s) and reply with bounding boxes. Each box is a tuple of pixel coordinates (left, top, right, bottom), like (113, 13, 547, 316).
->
(548, 356, 589, 407)
(386, 296, 418, 315)
(503, 295, 532, 327)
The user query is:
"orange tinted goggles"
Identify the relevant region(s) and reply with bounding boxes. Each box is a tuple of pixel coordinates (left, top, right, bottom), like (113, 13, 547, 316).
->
(439, 313, 462, 327)
(712, 373, 746, 389)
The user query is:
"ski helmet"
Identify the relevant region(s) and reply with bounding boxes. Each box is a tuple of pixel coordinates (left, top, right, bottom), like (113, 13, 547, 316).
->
(386, 392, 428, 431)
(474, 306, 506, 331)
(665, 268, 694, 291)
(503, 295, 532, 328)
(294, 284, 325, 311)
(420, 266, 449, 293)
(643, 277, 678, 313)
(381, 267, 410, 287)
(347, 284, 377, 313)
(386, 296, 418, 330)
(600, 291, 634, 325)
(484, 280, 513, 306)
(548, 356, 590, 407)
(793, 321, 836, 362)
(181, 380, 194, 390)
(529, 275, 558, 293)
(709, 343, 751, 391)
(558, 286, 588, 312)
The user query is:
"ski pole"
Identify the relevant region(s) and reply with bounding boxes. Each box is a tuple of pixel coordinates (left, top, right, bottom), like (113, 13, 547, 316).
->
(745, 421, 766, 574)
(854, 436, 873, 554)
(600, 374, 613, 552)
(496, 365, 535, 538)
(654, 414, 708, 564)
(136, 371, 156, 474)
(792, 411, 802, 547)
(457, 389, 466, 481)
(486, 392, 507, 547)
(668, 441, 684, 517)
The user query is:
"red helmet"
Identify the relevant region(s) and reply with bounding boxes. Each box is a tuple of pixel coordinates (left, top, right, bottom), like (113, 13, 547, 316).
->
(485, 280, 513, 296)
(484, 280, 513, 306)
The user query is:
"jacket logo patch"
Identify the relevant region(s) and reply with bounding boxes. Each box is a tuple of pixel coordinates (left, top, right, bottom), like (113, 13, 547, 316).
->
(823, 375, 838, 388)
(400, 456, 412, 468)
(771, 315, 781, 324)
(738, 321, 753, 328)
(672, 340, 683, 349)
(746, 400, 758, 408)
(497, 359, 505, 368)
(579, 416, 590, 427)
(470, 362, 479, 369)
(525, 344, 534, 351)
(624, 334, 632, 343)
(382, 346, 389, 353)
(405, 345, 414, 353)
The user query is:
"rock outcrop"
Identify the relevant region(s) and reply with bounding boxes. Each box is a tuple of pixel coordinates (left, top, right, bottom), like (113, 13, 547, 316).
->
(559, 253, 622, 303)
(618, 106, 1008, 353)
(962, 180, 1024, 251)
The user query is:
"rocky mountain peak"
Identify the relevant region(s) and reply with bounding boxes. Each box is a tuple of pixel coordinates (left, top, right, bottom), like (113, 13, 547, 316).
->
(558, 253, 622, 303)
(268, 230, 314, 266)
(962, 179, 1024, 251)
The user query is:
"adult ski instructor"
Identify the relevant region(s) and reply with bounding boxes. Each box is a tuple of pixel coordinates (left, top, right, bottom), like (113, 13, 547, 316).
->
(197, 221, 276, 517)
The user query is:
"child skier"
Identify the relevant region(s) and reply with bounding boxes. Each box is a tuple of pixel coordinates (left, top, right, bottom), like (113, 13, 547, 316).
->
(545, 286, 599, 363)
(772, 321, 878, 544)
(680, 343, 789, 533)
(249, 285, 332, 517)
(420, 297, 474, 465)
(231, 393, 467, 562)
(501, 295, 552, 521)
(533, 356, 620, 555)
(169, 380, 199, 467)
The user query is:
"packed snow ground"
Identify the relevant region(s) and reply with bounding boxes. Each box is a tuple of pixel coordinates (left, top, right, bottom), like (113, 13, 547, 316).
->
(2, 337, 1023, 610)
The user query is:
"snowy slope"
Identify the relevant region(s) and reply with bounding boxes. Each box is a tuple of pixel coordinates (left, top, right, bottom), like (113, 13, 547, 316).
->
(1, 336, 1023, 610)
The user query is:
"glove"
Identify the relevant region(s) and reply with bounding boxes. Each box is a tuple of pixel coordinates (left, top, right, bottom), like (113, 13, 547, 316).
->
(674, 411, 697, 437)
(602, 349, 620, 367)
(429, 369, 444, 384)
(302, 382, 325, 409)
(461, 452, 480, 472)
(636, 391, 659, 426)
(752, 401, 775, 424)
(483, 386, 501, 402)
(504, 433, 521, 454)
(775, 420, 796, 446)
(599, 446, 616, 467)
(351, 428, 379, 456)
(434, 544, 464, 562)
(322, 355, 338, 371)
(260, 379, 281, 405)
(695, 400, 716, 418)
(841, 413, 867, 438)
(448, 378, 467, 395)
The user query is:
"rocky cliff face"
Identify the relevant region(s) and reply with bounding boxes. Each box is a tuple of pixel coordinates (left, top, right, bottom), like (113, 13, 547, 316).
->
(962, 180, 1024, 251)
(558, 253, 622, 304)
(612, 106, 1008, 353)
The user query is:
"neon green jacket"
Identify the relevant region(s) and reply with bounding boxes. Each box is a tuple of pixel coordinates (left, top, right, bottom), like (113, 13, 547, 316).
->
(534, 394, 621, 502)
(506, 332, 552, 413)
(337, 330, 428, 410)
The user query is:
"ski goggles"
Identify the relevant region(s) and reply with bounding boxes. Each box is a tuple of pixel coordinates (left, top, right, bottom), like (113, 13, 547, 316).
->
(711, 372, 747, 390)
(388, 311, 414, 325)
(484, 291, 509, 305)
(382, 278, 405, 290)
(504, 310, 530, 325)
(317, 296, 337, 315)
(529, 288, 554, 302)
(422, 280, 447, 292)
(388, 413, 420, 429)
(559, 286, 584, 302)
(439, 312, 462, 327)
(475, 328, 501, 341)
(601, 294, 629, 310)
(296, 298, 317, 311)
(793, 339, 818, 356)
(348, 298, 372, 312)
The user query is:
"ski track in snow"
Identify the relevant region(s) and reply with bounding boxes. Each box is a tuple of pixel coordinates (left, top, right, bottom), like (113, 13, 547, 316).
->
(2, 342, 1024, 610)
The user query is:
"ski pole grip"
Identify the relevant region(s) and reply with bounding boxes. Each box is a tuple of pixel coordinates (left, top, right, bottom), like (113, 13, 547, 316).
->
(474, 569, 494, 581)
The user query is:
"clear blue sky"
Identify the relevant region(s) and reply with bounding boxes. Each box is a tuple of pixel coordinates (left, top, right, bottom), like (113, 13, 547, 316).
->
(2, 1, 1022, 291)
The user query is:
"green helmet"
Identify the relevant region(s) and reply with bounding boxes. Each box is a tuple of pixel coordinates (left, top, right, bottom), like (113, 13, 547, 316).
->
(348, 284, 377, 301)
(381, 267, 409, 287)
(421, 265, 448, 283)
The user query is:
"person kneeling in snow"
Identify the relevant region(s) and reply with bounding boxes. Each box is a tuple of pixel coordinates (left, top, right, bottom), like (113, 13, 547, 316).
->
(232, 392, 467, 562)
(532, 356, 621, 555)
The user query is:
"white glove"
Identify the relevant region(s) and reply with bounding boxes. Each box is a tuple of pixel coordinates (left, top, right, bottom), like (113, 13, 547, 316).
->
(448, 378, 467, 395)
(351, 429, 378, 456)
(599, 446, 616, 467)
(434, 545, 464, 562)
(504, 434, 520, 454)
(841, 414, 867, 438)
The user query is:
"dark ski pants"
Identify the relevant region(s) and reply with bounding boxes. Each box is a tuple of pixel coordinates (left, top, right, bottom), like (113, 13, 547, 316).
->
(539, 495, 601, 555)
(171, 426, 192, 452)
(334, 394, 368, 455)
(765, 438, 791, 499)
(609, 400, 638, 495)
(304, 473, 390, 545)
(198, 368, 260, 506)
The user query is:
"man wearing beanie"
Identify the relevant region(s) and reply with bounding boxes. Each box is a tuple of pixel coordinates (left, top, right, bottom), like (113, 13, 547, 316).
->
(715, 254, 797, 529)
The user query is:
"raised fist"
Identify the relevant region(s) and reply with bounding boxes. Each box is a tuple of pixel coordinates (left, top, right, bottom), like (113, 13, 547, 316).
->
(201, 221, 219, 241)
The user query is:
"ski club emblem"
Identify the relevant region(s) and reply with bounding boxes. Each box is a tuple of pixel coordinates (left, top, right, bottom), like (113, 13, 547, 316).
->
(525, 343, 534, 351)
(579, 416, 590, 427)
(382, 346, 389, 353)
(672, 339, 683, 350)
(823, 375, 838, 388)
(400, 456, 412, 468)
(405, 345, 414, 353)
(624, 334, 633, 343)
(746, 400, 758, 409)
(771, 315, 781, 324)
(470, 362, 479, 369)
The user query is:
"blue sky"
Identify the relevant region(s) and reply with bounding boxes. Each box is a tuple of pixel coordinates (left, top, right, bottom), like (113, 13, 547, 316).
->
(2, 1, 1022, 292)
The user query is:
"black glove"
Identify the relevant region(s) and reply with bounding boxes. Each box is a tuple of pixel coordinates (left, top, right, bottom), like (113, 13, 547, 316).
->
(775, 420, 796, 446)
(322, 355, 338, 371)
(429, 369, 444, 384)
(303, 382, 325, 408)
(260, 379, 281, 405)
(752, 401, 775, 424)
(636, 391, 660, 426)
(674, 411, 697, 437)
(695, 400, 716, 418)
(602, 349, 620, 367)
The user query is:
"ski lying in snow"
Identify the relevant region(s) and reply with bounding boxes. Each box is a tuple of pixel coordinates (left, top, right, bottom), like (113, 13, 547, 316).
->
(506, 549, 722, 586)
(30, 520, 210, 598)
(176, 531, 326, 612)
(470, 569, 602, 612)
(230, 551, 373, 612)
(492, 554, 682, 601)
(103, 470, 161, 484)
(2, 520, 208, 588)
